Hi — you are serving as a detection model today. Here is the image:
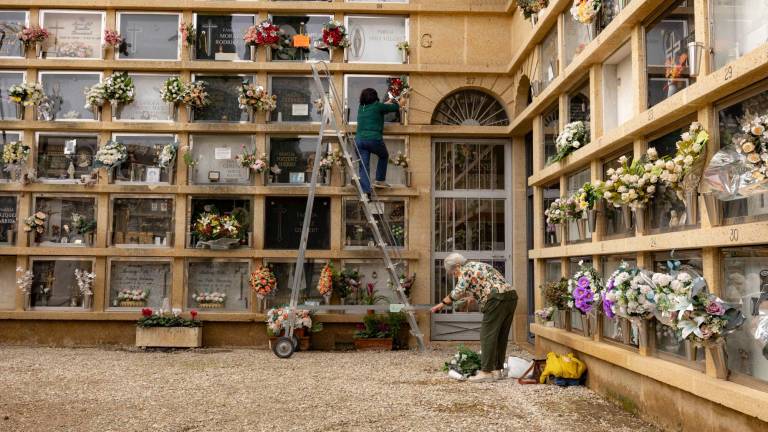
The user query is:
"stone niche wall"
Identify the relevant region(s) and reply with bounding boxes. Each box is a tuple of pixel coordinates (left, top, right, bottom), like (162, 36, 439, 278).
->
(538, 338, 767, 432)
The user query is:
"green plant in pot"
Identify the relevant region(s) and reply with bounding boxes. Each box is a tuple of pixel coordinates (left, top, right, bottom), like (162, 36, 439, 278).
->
(353, 312, 405, 351)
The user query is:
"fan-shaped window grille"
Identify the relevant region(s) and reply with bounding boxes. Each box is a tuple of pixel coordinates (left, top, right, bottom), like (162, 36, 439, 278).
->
(431, 90, 509, 126)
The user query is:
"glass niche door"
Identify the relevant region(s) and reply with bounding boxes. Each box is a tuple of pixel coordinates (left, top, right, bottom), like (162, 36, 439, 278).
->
(431, 138, 512, 341)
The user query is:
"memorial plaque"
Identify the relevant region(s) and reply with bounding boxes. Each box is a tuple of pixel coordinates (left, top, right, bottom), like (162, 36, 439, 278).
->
(0, 11, 26, 57)
(33, 196, 96, 245)
(265, 196, 330, 249)
(109, 261, 171, 308)
(39, 72, 101, 121)
(346, 16, 407, 63)
(41, 10, 104, 59)
(111, 198, 174, 246)
(117, 13, 179, 60)
(269, 76, 329, 122)
(194, 14, 254, 61)
(37, 134, 98, 180)
(187, 261, 250, 311)
(269, 137, 332, 184)
(117, 75, 173, 121)
(0, 196, 17, 244)
(31, 259, 92, 307)
(193, 75, 251, 122)
(270, 15, 331, 62)
(345, 75, 401, 123)
(0, 72, 23, 120)
(190, 134, 252, 184)
(113, 134, 175, 184)
(0, 132, 22, 181)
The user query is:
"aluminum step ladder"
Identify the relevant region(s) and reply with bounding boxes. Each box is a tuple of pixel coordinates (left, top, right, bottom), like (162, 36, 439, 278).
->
(271, 61, 425, 358)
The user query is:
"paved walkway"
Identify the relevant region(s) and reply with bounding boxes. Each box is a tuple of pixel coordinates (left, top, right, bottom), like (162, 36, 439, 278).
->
(0, 346, 658, 432)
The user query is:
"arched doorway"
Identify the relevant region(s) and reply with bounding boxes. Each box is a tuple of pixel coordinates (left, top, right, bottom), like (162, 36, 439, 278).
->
(430, 89, 510, 127)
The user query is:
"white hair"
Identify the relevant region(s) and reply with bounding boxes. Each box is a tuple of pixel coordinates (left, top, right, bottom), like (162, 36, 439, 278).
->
(444, 253, 467, 273)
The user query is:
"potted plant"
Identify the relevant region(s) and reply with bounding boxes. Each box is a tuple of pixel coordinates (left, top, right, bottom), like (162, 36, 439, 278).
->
(353, 312, 403, 351)
(192, 291, 226, 309)
(542, 277, 570, 329)
(117, 289, 149, 308)
(266, 307, 322, 351)
(135, 308, 203, 348)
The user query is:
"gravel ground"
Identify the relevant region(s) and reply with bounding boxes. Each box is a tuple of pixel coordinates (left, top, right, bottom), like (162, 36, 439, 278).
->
(0, 345, 659, 432)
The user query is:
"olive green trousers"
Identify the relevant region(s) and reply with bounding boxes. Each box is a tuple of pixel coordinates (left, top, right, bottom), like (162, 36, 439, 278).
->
(480, 290, 518, 372)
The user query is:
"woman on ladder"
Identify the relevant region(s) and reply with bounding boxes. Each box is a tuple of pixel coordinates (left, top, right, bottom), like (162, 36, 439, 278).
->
(356, 88, 399, 199)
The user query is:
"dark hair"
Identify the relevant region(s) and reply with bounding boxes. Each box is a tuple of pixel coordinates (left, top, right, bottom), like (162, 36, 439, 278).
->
(359, 88, 379, 106)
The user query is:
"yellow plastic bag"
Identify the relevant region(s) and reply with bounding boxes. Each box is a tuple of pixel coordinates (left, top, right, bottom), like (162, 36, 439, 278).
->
(539, 352, 586, 384)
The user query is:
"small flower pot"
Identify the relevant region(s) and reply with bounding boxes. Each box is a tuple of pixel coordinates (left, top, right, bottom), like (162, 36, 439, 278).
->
(683, 190, 698, 225)
(702, 193, 722, 227)
(353, 338, 393, 351)
(400, 50, 408, 64)
(135, 326, 203, 348)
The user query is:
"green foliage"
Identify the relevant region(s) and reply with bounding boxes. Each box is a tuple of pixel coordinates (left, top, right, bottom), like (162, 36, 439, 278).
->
(443, 345, 481, 377)
(354, 312, 404, 339)
(137, 315, 202, 328)
(543, 277, 570, 310)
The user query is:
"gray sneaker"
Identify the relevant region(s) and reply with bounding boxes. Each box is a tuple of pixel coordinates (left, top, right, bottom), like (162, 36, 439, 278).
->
(373, 181, 391, 188)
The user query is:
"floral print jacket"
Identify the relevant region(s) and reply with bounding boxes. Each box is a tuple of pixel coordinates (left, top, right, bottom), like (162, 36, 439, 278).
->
(449, 261, 512, 309)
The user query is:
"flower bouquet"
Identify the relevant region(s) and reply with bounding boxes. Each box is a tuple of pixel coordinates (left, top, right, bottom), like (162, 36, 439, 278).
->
(575, 180, 603, 232)
(567, 260, 603, 336)
(160, 77, 188, 120)
(389, 150, 409, 169)
(319, 148, 342, 173)
(84, 82, 107, 120)
(563, 195, 587, 240)
(397, 41, 410, 63)
(8, 82, 44, 119)
(157, 142, 177, 170)
(192, 291, 227, 308)
(18, 25, 49, 58)
(17, 267, 33, 310)
(550, 121, 588, 164)
(237, 82, 277, 120)
(23, 211, 46, 243)
(250, 265, 277, 303)
(442, 345, 481, 380)
(117, 289, 149, 308)
(543, 277, 570, 328)
(517, 0, 549, 21)
(95, 140, 128, 177)
(2, 140, 30, 181)
(387, 76, 411, 102)
(103, 72, 135, 118)
(318, 264, 333, 303)
(103, 29, 123, 57)
(74, 269, 95, 309)
(535, 306, 556, 324)
(570, 0, 601, 25)
(664, 52, 688, 96)
(183, 81, 210, 120)
(179, 22, 196, 58)
(193, 211, 242, 249)
(237, 146, 268, 175)
(267, 307, 321, 350)
(318, 20, 350, 55)
(602, 149, 662, 231)
(245, 21, 282, 60)
(544, 197, 567, 244)
(732, 114, 768, 183)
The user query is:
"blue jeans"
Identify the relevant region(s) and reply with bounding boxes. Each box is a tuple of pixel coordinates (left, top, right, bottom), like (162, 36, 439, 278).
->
(356, 138, 389, 194)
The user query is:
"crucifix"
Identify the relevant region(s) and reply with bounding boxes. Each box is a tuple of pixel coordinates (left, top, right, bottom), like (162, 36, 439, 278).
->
(125, 22, 143, 54)
(48, 19, 65, 49)
(201, 19, 217, 56)
(274, 204, 288, 242)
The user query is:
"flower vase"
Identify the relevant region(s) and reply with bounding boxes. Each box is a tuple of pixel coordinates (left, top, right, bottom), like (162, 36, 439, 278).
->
(400, 50, 408, 64)
(404, 170, 412, 187)
(683, 190, 698, 225)
(247, 106, 255, 123)
(666, 82, 678, 97)
(256, 296, 266, 313)
(579, 313, 591, 337)
(621, 205, 633, 230)
(106, 167, 114, 184)
(587, 22, 595, 41)
(328, 46, 334, 61)
(110, 101, 121, 120)
(91, 105, 101, 121)
(185, 105, 193, 123)
(323, 294, 331, 305)
(702, 193, 722, 226)
(249, 44, 257, 62)
(685, 340, 697, 362)
(82, 294, 93, 310)
(15, 103, 24, 120)
(35, 42, 43, 59)
(187, 45, 195, 61)
(24, 292, 31, 310)
(339, 297, 347, 314)
(633, 318, 650, 349)
(576, 218, 587, 240)
(554, 309, 567, 329)
(632, 207, 645, 234)
(530, 13, 539, 27)
(706, 342, 729, 379)
(169, 103, 178, 122)
(587, 207, 598, 234)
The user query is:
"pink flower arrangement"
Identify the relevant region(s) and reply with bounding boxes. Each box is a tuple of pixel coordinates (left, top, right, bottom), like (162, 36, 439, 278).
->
(103, 29, 123, 47)
(18, 26, 50, 46)
(245, 21, 282, 48)
(179, 22, 196, 47)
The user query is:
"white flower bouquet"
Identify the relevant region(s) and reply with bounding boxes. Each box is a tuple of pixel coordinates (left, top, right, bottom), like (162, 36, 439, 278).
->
(117, 289, 149, 305)
(95, 140, 128, 169)
(160, 77, 189, 104)
(16, 267, 33, 295)
(193, 291, 227, 307)
(8, 82, 45, 106)
(74, 269, 96, 297)
(544, 197, 568, 225)
(657, 122, 709, 198)
(157, 143, 177, 169)
(733, 113, 768, 182)
(602, 264, 655, 320)
(84, 82, 107, 109)
(570, 0, 601, 24)
(550, 121, 588, 164)
(104, 72, 135, 105)
(237, 82, 277, 112)
(602, 149, 662, 209)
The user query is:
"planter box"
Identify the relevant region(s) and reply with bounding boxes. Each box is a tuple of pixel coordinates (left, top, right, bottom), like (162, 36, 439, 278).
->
(353, 338, 393, 351)
(135, 326, 202, 348)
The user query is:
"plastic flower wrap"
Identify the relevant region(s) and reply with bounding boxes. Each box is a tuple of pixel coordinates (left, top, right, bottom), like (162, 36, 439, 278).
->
(84, 82, 107, 109)
(250, 265, 277, 299)
(160, 77, 189, 104)
(544, 197, 568, 225)
(103, 29, 123, 47)
(732, 114, 768, 183)
(104, 72, 135, 104)
(184, 81, 210, 109)
(318, 264, 333, 298)
(117, 289, 148, 302)
(658, 122, 709, 199)
(157, 143, 177, 169)
(192, 291, 226, 304)
(602, 149, 661, 209)
(550, 121, 588, 164)
(386, 76, 410, 101)
(194, 211, 241, 241)
(567, 261, 603, 314)
(320, 20, 350, 49)
(602, 263, 655, 320)
(237, 82, 277, 112)
(517, 0, 549, 19)
(442, 345, 481, 378)
(570, 0, 601, 24)
(95, 140, 128, 168)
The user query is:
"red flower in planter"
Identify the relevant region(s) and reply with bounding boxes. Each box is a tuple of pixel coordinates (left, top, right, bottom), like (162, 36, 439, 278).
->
(141, 307, 153, 317)
(190, 310, 198, 320)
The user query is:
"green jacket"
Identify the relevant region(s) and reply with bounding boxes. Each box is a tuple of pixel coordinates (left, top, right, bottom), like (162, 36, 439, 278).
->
(356, 102, 399, 141)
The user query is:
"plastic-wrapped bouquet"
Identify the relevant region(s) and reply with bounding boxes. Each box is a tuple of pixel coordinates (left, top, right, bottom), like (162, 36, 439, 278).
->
(157, 143, 177, 169)
(237, 82, 277, 112)
(179, 22, 196, 47)
(103, 29, 123, 48)
(389, 151, 409, 169)
(675, 292, 743, 345)
(245, 20, 282, 48)
(320, 20, 350, 49)
(603, 263, 655, 319)
(732, 114, 768, 182)
(2, 141, 30, 168)
(266, 307, 317, 335)
(318, 264, 333, 300)
(651, 267, 702, 326)
(104, 72, 135, 105)
(84, 82, 107, 109)
(95, 140, 128, 168)
(184, 81, 210, 109)
(550, 121, 588, 163)
(250, 266, 277, 300)
(443, 345, 481, 379)
(567, 260, 603, 314)
(658, 122, 709, 198)
(602, 149, 661, 209)
(160, 77, 189, 104)
(194, 211, 241, 241)
(387, 76, 410, 101)
(570, 0, 601, 24)
(237, 146, 268, 173)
